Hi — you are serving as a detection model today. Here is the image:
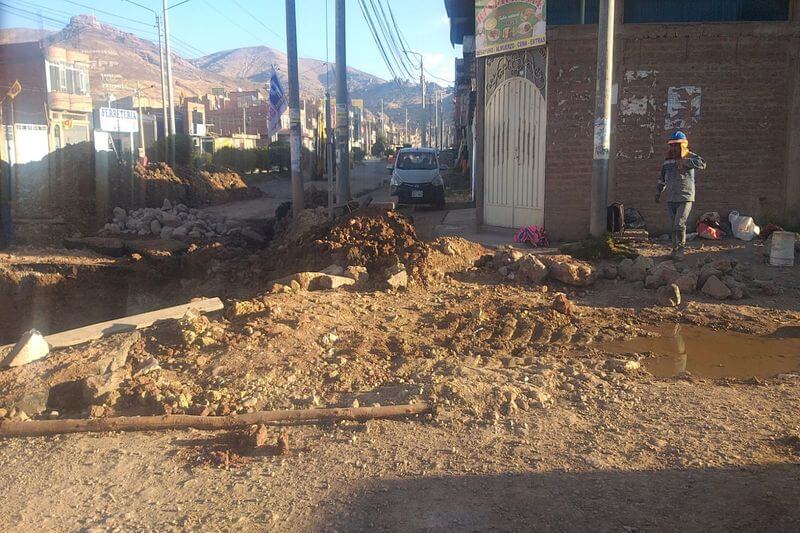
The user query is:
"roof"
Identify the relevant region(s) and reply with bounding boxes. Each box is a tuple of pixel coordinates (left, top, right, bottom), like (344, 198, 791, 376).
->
(444, 0, 475, 45)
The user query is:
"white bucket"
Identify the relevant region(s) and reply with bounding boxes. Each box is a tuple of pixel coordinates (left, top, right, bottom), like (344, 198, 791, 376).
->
(769, 231, 796, 267)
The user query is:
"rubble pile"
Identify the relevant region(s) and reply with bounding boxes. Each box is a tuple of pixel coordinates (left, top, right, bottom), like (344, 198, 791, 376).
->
(100, 199, 265, 243)
(181, 166, 261, 206)
(481, 248, 596, 287)
(315, 208, 430, 275)
(603, 255, 781, 300)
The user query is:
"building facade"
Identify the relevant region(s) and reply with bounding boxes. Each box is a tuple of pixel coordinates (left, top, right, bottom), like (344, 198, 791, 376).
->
(446, 0, 800, 239)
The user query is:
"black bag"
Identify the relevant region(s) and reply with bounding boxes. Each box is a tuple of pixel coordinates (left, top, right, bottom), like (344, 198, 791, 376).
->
(607, 203, 624, 233)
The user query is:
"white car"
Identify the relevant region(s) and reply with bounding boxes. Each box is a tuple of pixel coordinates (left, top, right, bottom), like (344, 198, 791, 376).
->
(388, 148, 446, 209)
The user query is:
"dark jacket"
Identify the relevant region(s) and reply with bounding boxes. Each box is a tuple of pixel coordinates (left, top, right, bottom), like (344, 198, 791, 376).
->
(657, 152, 707, 203)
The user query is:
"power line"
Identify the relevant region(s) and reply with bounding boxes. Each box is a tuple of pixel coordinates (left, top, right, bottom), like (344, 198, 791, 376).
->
(229, 0, 283, 40)
(365, 0, 413, 79)
(372, 0, 415, 78)
(357, 0, 402, 83)
(201, 0, 266, 45)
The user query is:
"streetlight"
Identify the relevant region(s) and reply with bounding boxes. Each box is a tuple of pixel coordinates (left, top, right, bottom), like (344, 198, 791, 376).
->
(121, 0, 168, 145)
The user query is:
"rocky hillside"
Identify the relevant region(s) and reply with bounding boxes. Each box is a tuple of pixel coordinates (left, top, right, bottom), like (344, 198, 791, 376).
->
(0, 16, 452, 128)
(194, 46, 383, 97)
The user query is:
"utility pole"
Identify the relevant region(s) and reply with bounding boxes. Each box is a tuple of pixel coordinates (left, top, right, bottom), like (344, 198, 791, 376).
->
(242, 105, 246, 135)
(156, 15, 167, 143)
(136, 81, 145, 153)
(421, 60, 426, 147)
(404, 107, 408, 144)
(325, 92, 334, 218)
(162, 0, 176, 163)
(285, 0, 304, 216)
(380, 98, 384, 139)
(434, 89, 440, 150)
(589, 0, 616, 236)
(335, 0, 350, 203)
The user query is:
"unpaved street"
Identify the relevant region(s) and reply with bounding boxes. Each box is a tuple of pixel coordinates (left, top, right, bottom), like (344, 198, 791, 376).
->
(0, 205, 799, 531)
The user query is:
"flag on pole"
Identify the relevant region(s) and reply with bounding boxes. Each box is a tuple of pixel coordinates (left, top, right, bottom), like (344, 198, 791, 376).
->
(7, 80, 21, 99)
(267, 68, 287, 138)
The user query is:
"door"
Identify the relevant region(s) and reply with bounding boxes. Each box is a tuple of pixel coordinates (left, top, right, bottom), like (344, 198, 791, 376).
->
(484, 50, 547, 229)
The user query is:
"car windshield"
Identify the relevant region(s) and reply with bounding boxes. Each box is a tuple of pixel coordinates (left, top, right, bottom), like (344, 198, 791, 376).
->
(396, 152, 437, 170)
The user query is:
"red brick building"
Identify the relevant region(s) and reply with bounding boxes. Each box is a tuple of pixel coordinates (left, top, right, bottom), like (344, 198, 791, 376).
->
(446, 0, 800, 239)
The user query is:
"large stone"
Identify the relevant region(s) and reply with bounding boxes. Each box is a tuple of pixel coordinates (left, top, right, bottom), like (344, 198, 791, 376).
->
(150, 219, 162, 235)
(657, 284, 681, 307)
(517, 254, 549, 284)
(619, 257, 647, 282)
(698, 264, 723, 288)
(241, 228, 266, 244)
(645, 261, 680, 289)
(321, 264, 345, 276)
(546, 258, 595, 287)
(385, 264, 409, 289)
(89, 331, 141, 375)
(171, 225, 189, 239)
(15, 389, 49, 415)
(551, 293, 575, 316)
(600, 263, 619, 280)
(82, 370, 127, 404)
(314, 274, 356, 290)
(673, 272, 699, 294)
(701, 275, 732, 300)
(1, 329, 50, 368)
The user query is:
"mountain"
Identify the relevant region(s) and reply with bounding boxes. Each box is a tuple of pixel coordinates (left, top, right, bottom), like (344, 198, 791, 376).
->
(0, 28, 55, 44)
(194, 45, 383, 97)
(0, 16, 452, 129)
(195, 46, 453, 128)
(1, 15, 252, 105)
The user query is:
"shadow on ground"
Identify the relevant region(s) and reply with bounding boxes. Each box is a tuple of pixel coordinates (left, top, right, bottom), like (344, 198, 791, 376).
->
(314, 463, 800, 531)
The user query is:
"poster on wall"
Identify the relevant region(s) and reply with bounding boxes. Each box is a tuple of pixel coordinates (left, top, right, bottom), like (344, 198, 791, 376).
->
(665, 86, 701, 130)
(475, 0, 546, 58)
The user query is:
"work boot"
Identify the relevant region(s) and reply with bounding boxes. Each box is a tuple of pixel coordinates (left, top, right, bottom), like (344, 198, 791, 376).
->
(671, 229, 686, 260)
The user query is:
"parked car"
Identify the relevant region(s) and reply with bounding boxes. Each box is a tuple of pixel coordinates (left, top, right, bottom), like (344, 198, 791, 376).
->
(389, 147, 446, 209)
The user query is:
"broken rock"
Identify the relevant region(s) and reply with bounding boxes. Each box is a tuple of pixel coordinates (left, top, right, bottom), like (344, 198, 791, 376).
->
(82, 370, 128, 404)
(657, 283, 681, 307)
(544, 257, 595, 287)
(385, 264, 409, 290)
(1, 329, 50, 368)
(516, 254, 549, 284)
(315, 274, 357, 290)
(673, 272, 699, 294)
(701, 275, 732, 300)
(551, 293, 575, 316)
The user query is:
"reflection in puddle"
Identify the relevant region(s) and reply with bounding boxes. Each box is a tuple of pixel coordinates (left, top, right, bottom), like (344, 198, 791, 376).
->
(601, 324, 800, 379)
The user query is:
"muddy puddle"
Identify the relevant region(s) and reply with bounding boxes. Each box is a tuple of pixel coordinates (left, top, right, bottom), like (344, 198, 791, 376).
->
(601, 325, 800, 379)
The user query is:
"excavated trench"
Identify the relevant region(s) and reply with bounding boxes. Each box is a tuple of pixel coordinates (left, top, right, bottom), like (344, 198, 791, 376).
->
(0, 262, 190, 346)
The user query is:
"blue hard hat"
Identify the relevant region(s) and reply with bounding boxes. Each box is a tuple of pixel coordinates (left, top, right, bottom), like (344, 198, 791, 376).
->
(668, 131, 687, 144)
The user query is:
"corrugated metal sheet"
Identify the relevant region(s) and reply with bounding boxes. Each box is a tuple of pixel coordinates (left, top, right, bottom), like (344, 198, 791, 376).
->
(484, 76, 546, 228)
(624, 0, 789, 23)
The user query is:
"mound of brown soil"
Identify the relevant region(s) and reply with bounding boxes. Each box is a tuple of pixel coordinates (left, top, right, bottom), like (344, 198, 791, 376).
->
(315, 208, 430, 275)
(181, 167, 262, 206)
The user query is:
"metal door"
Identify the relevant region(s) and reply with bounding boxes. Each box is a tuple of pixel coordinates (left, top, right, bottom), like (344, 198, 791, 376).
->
(484, 49, 547, 228)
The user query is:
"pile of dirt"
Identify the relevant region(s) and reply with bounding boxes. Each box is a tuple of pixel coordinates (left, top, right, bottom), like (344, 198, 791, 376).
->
(181, 167, 262, 206)
(132, 163, 188, 207)
(315, 208, 430, 276)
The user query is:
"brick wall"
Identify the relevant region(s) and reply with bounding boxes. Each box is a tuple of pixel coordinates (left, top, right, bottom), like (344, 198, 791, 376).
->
(542, 22, 800, 240)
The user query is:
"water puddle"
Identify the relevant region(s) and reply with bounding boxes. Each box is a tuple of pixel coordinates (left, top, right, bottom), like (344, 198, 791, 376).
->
(601, 325, 800, 379)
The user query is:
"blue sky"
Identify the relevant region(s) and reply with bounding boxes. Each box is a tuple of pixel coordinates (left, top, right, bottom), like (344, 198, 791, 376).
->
(0, 0, 459, 85)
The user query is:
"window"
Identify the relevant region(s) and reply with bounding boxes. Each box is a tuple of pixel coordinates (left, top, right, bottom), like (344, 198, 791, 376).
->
(46, 61, 90, 95)
(548, 0, 600, 25)
(396, 151, 438, 170)
(624, 0, 790, 23)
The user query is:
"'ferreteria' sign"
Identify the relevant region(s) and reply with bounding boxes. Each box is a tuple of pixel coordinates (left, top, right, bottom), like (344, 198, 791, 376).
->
(476, 0, 546, 58)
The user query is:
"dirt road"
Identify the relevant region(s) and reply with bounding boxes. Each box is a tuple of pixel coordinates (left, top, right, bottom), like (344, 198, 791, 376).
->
(0, 207, 798, 531)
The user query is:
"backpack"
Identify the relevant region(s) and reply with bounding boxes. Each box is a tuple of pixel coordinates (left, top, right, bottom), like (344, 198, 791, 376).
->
(606, 203, 624, 233)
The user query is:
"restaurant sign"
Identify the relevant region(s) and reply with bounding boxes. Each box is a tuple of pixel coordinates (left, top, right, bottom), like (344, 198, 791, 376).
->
(475, 0, 546, 58)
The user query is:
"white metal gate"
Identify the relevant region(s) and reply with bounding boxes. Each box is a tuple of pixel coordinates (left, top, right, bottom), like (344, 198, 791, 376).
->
(484, 54, 547, 229)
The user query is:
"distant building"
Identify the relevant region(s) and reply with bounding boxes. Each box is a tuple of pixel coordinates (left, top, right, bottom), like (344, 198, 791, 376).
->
(0, 42, 92, 164)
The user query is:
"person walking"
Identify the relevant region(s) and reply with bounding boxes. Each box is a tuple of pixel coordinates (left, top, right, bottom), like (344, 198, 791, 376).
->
(655, 131, 706, 260)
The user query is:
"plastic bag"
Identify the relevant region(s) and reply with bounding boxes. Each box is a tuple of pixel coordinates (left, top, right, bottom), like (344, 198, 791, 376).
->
(728, 211, 760, 241)
(697, 222, 723, 240)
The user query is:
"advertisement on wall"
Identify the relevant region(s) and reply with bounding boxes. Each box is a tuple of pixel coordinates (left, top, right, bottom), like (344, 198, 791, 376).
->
(98, 107, 139, 133)
(476, 0, 546, 58)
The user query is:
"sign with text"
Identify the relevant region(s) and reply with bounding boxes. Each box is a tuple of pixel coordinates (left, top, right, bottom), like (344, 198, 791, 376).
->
(476, 0, 546, 58)
(98, 107, 138, 133)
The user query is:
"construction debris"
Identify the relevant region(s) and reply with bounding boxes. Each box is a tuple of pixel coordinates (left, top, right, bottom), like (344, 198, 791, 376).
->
(1, 329, 50, 368)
